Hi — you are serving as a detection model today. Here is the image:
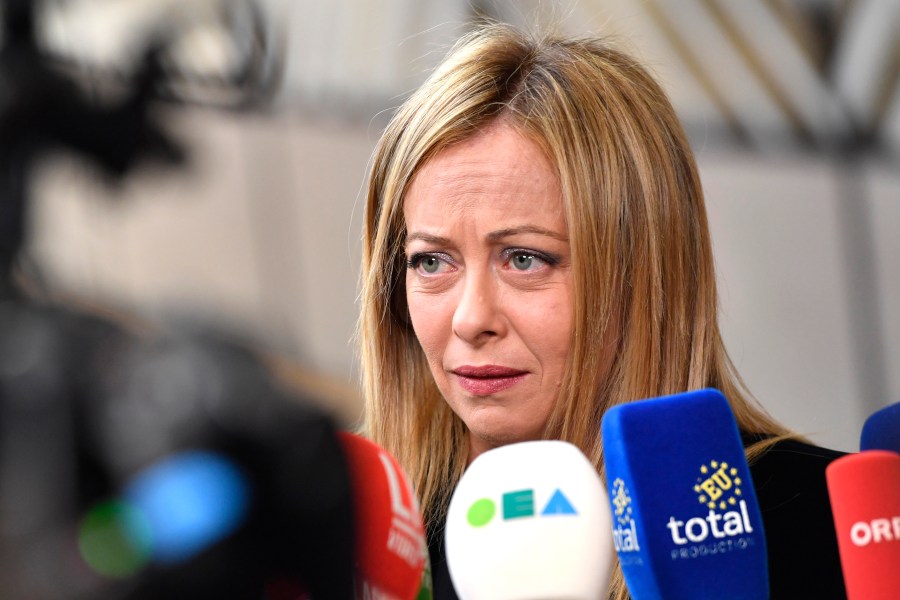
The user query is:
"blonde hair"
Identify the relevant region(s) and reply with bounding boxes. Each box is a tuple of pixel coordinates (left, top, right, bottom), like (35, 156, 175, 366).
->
(359, 22, 790, 599)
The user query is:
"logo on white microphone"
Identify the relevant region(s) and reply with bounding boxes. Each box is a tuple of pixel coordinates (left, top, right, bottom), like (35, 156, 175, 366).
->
(462, 487, 578, 528)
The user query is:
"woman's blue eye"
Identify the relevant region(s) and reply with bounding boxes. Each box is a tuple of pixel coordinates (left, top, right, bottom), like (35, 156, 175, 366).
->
(510, 253, 536, 270)
(420, 256, 442, 274)
(408, 253, 449, 274)
(504, 249, 557, 272)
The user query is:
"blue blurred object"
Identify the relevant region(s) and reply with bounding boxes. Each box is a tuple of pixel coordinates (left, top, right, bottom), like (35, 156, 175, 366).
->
(124, 451, 250, 565)
(860, 401, 900, 454)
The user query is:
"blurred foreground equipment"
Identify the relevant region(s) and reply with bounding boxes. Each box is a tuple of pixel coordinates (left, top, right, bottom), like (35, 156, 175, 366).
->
(0, 308, 357, 600)
(0, 0, 185, 287)
(0, 1, 354, 598)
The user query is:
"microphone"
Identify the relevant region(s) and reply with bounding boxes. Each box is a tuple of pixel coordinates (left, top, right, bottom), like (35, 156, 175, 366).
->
(825, 450, 900, 600)
(860, 402, 900, 453)
(445, 440, 614, 600)
(600, 388, 769, 600)
(336, 431, 429, 600)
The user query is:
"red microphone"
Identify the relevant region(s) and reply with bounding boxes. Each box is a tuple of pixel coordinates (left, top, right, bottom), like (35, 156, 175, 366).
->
(337, 432, 428, 600)
(825, 450, 900, 600)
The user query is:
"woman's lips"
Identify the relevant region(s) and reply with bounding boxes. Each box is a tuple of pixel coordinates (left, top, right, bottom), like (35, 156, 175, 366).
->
(451, 365, 527, 396)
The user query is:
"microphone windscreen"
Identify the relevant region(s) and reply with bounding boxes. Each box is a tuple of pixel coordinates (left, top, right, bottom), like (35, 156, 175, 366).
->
(825, 450, 900, 600)
(445, 440, 614, 600)
(860, 402, 900, 453)
(337, 432, 427, 600)
(601, 388, 768, 600)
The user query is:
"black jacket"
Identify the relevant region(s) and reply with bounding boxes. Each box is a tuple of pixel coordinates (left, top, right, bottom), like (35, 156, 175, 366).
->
(427, 437, 847, 599)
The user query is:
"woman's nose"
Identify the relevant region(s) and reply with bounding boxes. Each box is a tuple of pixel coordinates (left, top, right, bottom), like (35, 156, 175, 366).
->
(451, 272, 506, 345)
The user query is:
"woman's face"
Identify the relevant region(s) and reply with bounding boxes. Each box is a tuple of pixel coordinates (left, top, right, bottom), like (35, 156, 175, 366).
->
(403, 122, 574, 462)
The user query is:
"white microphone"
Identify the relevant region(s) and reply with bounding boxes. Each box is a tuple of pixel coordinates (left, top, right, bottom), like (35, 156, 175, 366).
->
(445, 440, 614, 599)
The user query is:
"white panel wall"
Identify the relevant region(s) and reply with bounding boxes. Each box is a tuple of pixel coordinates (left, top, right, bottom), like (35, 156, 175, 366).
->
(700, 152, 898, 451)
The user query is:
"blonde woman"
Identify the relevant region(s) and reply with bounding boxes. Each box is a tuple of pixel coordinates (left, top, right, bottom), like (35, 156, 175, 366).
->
(359, 23, 846, 599)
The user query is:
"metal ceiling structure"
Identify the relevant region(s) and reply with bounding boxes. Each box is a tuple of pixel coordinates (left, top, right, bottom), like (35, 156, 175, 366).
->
(18, 0, 900, 157)
(491, 0, 899, 157)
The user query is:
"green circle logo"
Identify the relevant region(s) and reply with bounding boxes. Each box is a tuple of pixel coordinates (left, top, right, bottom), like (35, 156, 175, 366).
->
(467, 498, 496, 527)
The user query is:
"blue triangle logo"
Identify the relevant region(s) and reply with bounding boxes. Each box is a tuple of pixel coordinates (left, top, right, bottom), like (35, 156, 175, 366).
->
(541, 488, 577, 516)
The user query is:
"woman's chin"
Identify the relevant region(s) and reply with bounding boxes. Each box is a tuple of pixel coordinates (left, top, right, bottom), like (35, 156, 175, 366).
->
(465, 419, 542, 459)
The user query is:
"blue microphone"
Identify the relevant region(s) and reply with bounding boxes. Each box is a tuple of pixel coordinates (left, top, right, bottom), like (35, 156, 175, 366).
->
(860, 401, 900, 454)
(601, 388, 769, 600)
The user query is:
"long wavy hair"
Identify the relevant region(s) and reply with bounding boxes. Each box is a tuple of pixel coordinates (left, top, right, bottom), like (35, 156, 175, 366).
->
(358, 22, 790, 599)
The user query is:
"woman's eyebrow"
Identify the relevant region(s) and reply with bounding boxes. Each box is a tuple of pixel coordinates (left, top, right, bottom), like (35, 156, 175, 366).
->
(405, 232, 451, 245)
(487, 225, 569, 242)
(405, 226, 568, 246)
